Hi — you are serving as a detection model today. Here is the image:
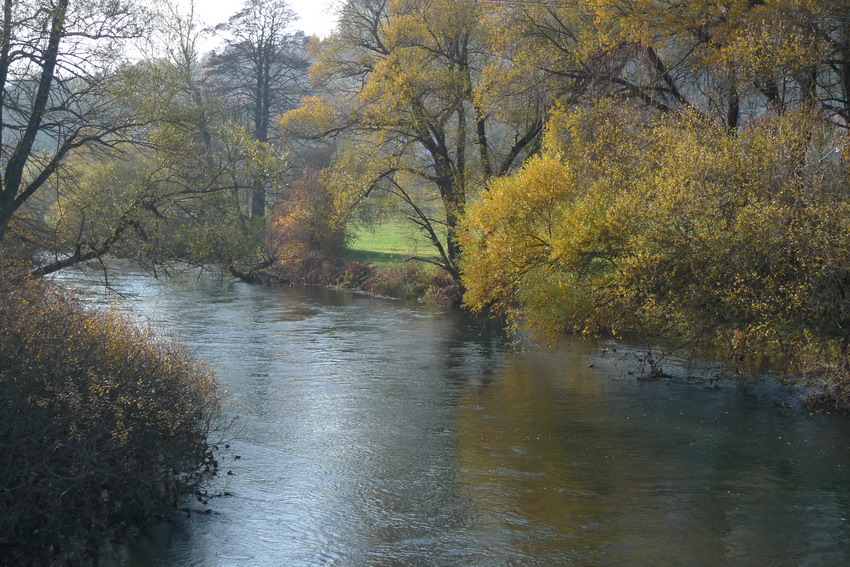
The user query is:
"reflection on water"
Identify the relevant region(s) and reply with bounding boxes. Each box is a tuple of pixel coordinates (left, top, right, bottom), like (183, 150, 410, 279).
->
(57, 265, 850, 566)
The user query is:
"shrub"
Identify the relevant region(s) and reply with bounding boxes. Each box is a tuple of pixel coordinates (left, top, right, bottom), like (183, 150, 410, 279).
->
(0, 261, 221, 565)
(359, 262, 432, 300)
(461, 103, 850, 407)
(267, 169, 349, 266)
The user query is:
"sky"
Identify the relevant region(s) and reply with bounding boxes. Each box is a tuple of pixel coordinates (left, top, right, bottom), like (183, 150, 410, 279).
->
(183, 0, 341, 38)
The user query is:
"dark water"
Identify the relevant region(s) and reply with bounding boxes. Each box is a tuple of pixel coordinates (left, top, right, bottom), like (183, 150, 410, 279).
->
(58, 266, 850, 566)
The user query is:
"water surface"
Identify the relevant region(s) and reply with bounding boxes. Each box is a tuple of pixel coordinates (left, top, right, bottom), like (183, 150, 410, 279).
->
(59, 266, 850, 566)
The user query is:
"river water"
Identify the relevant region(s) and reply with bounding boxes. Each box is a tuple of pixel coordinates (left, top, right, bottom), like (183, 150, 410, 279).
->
(57, 266, 850, 566)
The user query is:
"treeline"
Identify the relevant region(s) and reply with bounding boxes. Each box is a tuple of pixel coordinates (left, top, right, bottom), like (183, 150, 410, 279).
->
(4, 1, 850, 407)
(281, 0, 850, 406)
(1, 0, 314, 280)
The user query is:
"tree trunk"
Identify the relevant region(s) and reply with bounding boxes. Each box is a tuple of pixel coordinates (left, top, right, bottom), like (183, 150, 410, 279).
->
(251, 187, 266, 219)
(0, 0, 68, 240)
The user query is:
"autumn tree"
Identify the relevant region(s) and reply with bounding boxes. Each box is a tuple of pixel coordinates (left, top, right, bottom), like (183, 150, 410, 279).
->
(488, 0, 850, 129)
(280, 0, 544, 279)
(207, 0, 310, 219)
(36, 0, 286, 278)
(0, 0, 147, 243)
(461, 99, 850, 401)
(266, 168, 348, 269)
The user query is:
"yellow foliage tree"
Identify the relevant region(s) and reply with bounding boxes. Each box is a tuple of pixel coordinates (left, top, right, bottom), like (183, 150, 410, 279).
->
(279, 0, 544, 279)
(493, 0, 850, 131)
(461, 102, 850, 402)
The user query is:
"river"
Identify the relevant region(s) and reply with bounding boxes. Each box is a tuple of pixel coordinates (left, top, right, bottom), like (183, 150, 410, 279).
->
(56, 265, 850, 566)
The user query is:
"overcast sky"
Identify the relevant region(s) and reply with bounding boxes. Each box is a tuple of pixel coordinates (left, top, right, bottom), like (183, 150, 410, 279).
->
(181, 0, 341, 38)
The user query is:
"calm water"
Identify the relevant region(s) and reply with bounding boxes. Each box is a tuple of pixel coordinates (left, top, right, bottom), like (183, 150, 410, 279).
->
(58, 266, 850, 566)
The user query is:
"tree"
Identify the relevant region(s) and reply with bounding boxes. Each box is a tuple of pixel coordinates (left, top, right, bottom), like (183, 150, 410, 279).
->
(460, 100, 850, 397)
(207, 0, 309, 218)
(35, 0, 287, 278)
(280, 0, 544, 280)
(266, 168, 348, 267)
(0, 0, 146, 242)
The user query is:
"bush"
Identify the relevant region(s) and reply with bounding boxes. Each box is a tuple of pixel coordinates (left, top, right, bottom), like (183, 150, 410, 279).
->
(461, 103, 850, 407)
(267, 169, 349, 265)
(359, 262, 432, 300)
(359, 264, 461, 305)
(0, 262, 221, 565)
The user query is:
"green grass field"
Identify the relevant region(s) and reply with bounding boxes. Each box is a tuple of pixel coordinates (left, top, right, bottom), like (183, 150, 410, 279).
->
(345, 220, 444, 265)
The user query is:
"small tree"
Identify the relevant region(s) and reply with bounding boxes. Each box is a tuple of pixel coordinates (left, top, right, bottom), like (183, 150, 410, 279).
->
(267, 168, 348, 266)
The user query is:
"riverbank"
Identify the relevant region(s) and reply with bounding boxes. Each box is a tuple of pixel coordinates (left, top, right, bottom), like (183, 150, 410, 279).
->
(267, 255, 462, 306)
(0, 259, 223, 565)
(258, 219, 462, 304)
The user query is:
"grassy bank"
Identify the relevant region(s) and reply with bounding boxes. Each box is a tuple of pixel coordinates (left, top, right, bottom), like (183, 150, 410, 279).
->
(267, 219, 460, 304)
(341, 221, 458, 303)
(344, 220, 443, 265)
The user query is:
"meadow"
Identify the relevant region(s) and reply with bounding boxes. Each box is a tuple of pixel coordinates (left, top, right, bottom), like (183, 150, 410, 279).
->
(344, 220, 443, 266)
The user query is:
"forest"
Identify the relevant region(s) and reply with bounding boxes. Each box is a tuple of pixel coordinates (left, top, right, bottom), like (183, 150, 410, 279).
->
(2, 0, 850, 560)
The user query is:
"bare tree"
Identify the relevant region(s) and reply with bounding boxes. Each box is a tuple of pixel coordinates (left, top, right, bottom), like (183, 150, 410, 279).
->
(207, 0, 309, 218)
(0, 0, 146, 241)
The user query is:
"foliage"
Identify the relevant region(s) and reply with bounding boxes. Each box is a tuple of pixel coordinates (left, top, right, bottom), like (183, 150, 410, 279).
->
(461, 103, 850, 403)
(266, 169, 349, 266)
(0, 259, 222, 565)
(0, 0, 148, 242)
(279, 0, 544, 279)
(487, 0, 850, 131)
(40, 118, 280, 276)
(32, 0, 293, 278)
(1, 0, 300, 279)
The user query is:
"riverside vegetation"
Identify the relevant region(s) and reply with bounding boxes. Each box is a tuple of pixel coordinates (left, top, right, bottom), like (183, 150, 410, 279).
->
(461, 105, 850, 410)
(0, 259, 223, 565)
(4, 0, 850, 560)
